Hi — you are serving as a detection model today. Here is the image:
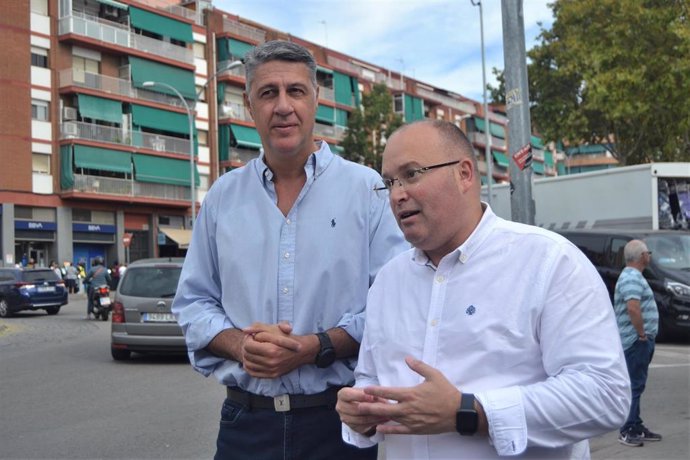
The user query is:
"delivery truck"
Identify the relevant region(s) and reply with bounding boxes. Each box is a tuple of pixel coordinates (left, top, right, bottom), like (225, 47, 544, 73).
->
(484, 162, 690, 231)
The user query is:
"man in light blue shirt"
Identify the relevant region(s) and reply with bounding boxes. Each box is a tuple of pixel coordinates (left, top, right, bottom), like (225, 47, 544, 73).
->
(172, 40, 406, 460)
(613, 239, 661, 447)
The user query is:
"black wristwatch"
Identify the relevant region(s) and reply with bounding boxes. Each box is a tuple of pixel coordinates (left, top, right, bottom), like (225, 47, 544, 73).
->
(314, 332, 336, 368)
(456, 393, 479, 436)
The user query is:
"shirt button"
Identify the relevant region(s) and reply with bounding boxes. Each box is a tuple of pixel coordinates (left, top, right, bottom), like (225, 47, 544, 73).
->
(286, 218, 291, 225)
(436, 275, 445, 283)
(284, 252, 290, 259)
(282, 287, 289, 294)
(430, 319, 438, 327)
(459, 254, 468, 263)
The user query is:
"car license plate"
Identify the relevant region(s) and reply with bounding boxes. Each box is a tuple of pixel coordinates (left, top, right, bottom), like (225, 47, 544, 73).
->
(142, 312, 176, 323)
(99, 297, 111, 306)
(37, 286, 55, 293)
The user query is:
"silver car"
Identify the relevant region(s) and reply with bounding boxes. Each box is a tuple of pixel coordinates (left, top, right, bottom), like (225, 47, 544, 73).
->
(110, 258, 186, 360)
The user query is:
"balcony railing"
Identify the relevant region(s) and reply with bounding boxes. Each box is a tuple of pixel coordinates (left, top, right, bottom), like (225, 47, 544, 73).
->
(59, 12, 193, 64)
(318, 86, 335, 102)
(313, 122, 346, 141)
(61, 121, 191, 156)
(415, 87, 475, 113)
(217, 60, 245, 78)
(59, 69, 188, 108)
(468, 131, 507, 149)
(229, 147, 260, 164)
(70, 173, 190, 201)
(134, 0, 198, 24)
(219, 102, 252, 122)
(222, 17, 266, 43)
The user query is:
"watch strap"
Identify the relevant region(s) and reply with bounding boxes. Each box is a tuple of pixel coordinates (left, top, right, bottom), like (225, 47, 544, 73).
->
(456, 393, 479, 436)
(316, 331, 333, 351)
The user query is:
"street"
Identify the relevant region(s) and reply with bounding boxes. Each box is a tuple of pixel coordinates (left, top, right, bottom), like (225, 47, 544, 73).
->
(1, 294, 688, 459)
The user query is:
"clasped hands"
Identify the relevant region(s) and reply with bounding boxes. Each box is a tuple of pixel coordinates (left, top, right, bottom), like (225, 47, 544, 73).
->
(336, 356, 461, 436)
(240, 321, 316, 379)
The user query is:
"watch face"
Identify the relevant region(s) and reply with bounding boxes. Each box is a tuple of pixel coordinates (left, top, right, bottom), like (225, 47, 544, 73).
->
(456, 409, 479, 436)
(316, 348, 336, 368)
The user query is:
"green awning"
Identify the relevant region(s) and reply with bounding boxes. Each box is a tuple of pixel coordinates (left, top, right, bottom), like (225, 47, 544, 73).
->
(334, 71, 354, 106)
(131, 104, 190, 136)
(231, 125, 262, 149)
(533, 161, 545, 174)
(74, 145, 132, 173)
(531, 135, 544, 149)
(544, 151, 554, 166)
(77, 94, 122, 124)
(129, 6, 193, 43)
(229, 38, 254, 60)
(317, 66, 333, 75)
(60, 146, 74, 190)
(218, 124, 230, 161)
(316, 104, 335, 124)
(331, 144, 344, 155)
(335, 108, 348, 127)
(474, 117, 506, 139)
(129, 56, 195, 100)
(404, 94, 424, 122)
(133, 153, 198, 186)
(97, 0, 128, 9)
(492, 151, 509, 167)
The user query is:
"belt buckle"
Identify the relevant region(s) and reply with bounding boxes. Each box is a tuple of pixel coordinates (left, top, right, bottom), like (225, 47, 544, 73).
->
(273, 394, 290, 412)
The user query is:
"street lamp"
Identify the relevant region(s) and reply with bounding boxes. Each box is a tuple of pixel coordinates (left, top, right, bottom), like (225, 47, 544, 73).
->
(142, 60, 242, 228)
(471, 0, 493, 205)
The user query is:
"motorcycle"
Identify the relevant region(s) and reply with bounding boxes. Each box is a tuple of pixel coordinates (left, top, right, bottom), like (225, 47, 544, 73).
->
(91, 284, 112, 321)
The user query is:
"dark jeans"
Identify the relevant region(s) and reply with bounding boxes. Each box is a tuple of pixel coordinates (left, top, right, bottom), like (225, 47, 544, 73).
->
(621, 337, 655, 434)
(214, 396, 378, 460)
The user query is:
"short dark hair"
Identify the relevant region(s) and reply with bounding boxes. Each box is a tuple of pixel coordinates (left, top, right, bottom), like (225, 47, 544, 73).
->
(244, 40, 317, 93)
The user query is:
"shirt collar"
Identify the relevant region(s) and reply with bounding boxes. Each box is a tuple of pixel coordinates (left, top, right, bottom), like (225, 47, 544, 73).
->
(411, 202, 498, 267)
(254, 141, 334, 183)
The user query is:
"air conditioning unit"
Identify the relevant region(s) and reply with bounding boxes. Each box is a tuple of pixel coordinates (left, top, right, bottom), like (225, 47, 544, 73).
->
(102, 5, 119, 20)
(63, 107, 77, 121)
(63, 122, 78, 138)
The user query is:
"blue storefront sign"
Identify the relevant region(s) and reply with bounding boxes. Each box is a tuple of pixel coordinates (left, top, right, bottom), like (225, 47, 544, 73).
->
(15, 221, 57, 231)
(72, 223, 116, 233)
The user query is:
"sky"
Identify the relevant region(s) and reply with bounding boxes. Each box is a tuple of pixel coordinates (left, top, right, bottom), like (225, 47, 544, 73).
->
(213, 0, 555, 102)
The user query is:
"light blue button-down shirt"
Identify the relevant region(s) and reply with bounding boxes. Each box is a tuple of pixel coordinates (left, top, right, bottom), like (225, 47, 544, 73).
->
(172, 142, 407, 396)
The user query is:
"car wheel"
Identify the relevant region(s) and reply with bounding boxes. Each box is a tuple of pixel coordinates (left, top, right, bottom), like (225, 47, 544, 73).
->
(0, 299, 12, 318)
(111, 347, 131, 361)
(46, 307, 60, 315)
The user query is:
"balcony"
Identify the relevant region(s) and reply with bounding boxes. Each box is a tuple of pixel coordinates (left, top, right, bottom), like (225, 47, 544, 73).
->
(318, 86, 335, 102)
(468, 131, 507, 149)
(219, 102, 252, 122)
(313, 122, 346, 141)
(59, 69, 187, 109)
(134, 0, 198, 24)
(222, 17, 266, 43)
(61, 121, 191, 156)
(58, 11, 193, 64)
(229, 147, 261, 165)
(70, 173, 190, 202)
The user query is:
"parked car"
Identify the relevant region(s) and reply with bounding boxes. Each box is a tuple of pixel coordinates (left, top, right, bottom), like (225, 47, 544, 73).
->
(110, 257, 186, 360)
(0, 267, 68, 317)
(558, 229, 690, 340)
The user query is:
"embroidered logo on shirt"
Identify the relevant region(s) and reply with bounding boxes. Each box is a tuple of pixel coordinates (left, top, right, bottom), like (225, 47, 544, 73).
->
(465, 305, 476, 316)
(331, 219, 336, 228)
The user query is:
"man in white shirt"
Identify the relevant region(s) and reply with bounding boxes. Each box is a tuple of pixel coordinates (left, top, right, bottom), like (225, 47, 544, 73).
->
(336, 120, 631, 459)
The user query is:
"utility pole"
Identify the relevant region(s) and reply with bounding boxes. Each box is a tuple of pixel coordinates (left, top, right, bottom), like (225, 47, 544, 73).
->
(501, 0, 535, 225)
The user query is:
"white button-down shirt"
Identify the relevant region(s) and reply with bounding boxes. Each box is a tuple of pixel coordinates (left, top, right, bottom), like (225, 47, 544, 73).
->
(343, 206, 631, 459)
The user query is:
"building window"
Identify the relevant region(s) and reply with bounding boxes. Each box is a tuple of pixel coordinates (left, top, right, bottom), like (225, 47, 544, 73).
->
(31, 47, 48, 68)
(193, 42, 206, 59)
(31, 100, 49, 121)
(30, 0, 48, 15)
(393, 94, 404, 114)
(32, 153, 51, 174)
(72, 55, 99, 83)
(198, 130, 208, 146)
(196, 85, 206, 102)
(72, 209, 91, 222)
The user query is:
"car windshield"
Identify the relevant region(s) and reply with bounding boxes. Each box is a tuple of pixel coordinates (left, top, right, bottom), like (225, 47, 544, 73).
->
(119, 266, 182, 298)
(23, 270, 61, 282)
(646, 234, 690, 271)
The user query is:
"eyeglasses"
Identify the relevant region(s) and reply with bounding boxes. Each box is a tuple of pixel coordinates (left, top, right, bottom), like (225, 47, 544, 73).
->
(644, 251, 653, 256)
(373, 160, 459, 197)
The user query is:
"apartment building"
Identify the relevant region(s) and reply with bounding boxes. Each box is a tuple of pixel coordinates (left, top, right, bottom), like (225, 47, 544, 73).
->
(0, 0, 560, 269)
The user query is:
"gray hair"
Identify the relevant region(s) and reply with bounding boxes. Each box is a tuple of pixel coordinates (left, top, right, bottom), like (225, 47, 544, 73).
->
(624, 239, 649, 263)
(243, 40, 317, 93)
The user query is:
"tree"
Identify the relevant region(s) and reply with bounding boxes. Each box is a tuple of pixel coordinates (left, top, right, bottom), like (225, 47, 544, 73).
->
(340, 83, 403, 171)
(489, 0, 690, 165)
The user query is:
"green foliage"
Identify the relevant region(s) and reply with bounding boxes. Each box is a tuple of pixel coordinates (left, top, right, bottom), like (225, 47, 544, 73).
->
(489, 0, 690, 165)
(340, 83, 403, 171)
